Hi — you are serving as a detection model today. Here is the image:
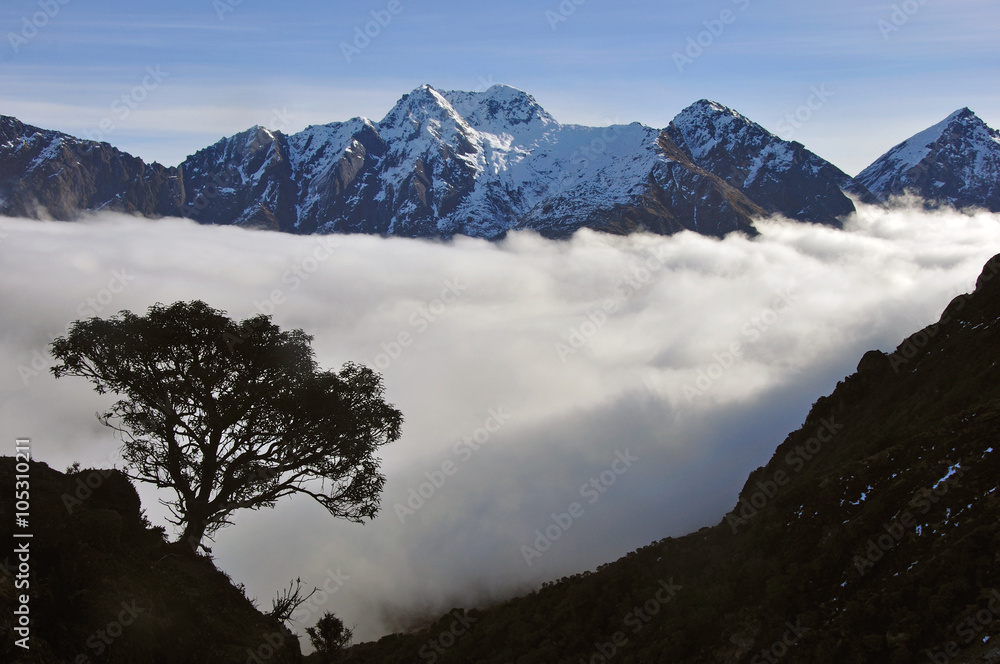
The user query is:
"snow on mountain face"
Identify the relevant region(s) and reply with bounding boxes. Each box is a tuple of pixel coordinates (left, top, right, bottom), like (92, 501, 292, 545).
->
(856, 108, 1000, 212)
(667, 100, 871, 224)
(274, 83, 745, 239)
(2, 85, 897, 238)
(365, 85, 760, 238)
(441, 85, 556, 137)
(286, 118, 384, 233)
(178, 125, 298, 231)
(0, 115, 180, 220)
(378, 84, 478, 148)
(669, 100, 761, 166)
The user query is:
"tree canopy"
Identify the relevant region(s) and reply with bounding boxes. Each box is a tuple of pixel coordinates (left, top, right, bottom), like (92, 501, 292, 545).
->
(50, 300, 403, 552)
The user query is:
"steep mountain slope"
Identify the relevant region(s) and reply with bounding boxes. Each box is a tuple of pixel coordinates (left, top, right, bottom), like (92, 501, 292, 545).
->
(0, 116, 182, 220)
(1, 85, 879, 239)
(0, 459, 301, 663)
(856, 108, 1000, 211)
(165, 85, 772, 239)
(178, 125, 298, 231)
(5, 89, 996, 239)
(667, 100, 876, 223)
(341, 255, 1000, 664)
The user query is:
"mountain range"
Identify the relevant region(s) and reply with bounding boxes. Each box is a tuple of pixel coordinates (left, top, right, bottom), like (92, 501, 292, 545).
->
(2, 85, 998, 239)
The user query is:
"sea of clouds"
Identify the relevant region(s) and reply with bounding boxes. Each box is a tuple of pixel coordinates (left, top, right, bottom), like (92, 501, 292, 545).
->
(2, 203, 999, 641)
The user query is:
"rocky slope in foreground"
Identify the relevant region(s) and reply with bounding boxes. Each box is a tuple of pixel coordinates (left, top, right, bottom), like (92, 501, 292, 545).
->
(341, 256, 1000, 663)
(0, 460, 301, 663)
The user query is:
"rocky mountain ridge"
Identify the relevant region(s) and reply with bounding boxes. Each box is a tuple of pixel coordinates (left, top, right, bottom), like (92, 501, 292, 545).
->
(1, 86, 996, 239)
(857, 107, 1000, 212)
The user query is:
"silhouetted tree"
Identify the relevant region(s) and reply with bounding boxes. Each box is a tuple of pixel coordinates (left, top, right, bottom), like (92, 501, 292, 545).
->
(307, 612, 353, 658)
(50, 300, 402, 552)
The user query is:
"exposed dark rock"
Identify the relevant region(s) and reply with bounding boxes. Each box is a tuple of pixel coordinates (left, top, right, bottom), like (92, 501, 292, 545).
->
(0, 459, 302, 664)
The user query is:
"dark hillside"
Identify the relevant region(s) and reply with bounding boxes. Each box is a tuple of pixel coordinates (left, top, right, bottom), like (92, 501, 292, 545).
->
(0, 459, 301, 663)
(341, 256, 1000, 664)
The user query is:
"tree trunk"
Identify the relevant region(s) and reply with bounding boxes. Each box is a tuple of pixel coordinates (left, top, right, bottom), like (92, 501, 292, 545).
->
(176, 509, 209, 554)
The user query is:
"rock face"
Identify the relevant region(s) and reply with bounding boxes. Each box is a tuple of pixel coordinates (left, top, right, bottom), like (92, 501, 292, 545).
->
(0, 459, 302, 663)
(175, 85, 770, 238)
(666, 100, 876, 223)
(6, 87, 997, 239)
(856, 107, 1000, 211)
(0, 116, 183, 220)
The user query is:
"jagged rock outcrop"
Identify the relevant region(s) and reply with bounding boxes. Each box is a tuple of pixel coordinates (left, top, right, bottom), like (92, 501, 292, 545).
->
(0, 116, 183, 220)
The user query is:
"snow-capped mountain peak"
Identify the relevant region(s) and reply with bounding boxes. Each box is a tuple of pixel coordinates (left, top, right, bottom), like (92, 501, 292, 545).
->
(442, 84, 557, 137)
(665, 99, 867, 222)
(12, 86, 995, 238)
(669, 99, 762, 161)
(856, 108, 1000, 211)
(861, 109, 970, 182)
(378, 84, 474, 142)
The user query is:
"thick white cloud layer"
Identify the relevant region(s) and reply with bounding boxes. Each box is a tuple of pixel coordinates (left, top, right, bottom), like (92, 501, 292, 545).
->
(2, 205, 999, 642)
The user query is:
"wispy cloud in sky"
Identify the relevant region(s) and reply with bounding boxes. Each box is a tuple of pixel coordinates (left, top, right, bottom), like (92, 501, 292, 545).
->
(2, 206, 999, 640)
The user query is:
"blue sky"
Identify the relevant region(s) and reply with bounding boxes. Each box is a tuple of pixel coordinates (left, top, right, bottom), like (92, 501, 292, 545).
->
(1, 0, 997, 175)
